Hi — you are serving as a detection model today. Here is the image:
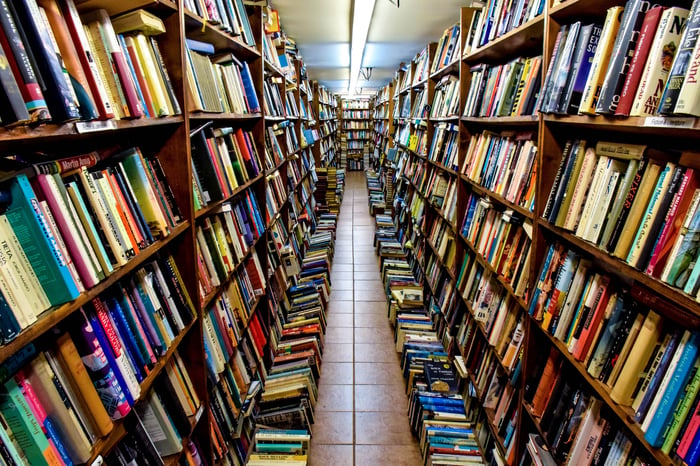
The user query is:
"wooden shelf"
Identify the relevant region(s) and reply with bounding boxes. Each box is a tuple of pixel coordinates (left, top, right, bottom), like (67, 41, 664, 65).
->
(194, 174, 264, 220)
(430, 59, 460, 81)
(0, 222, 189, 365)
(463, 15, 545, 65)
(189, 112, 262, 121)
(549, 0, 628, 22)
(460, 175, 534, 221)
(0, 116, 184, 146)
(460, 115, 539, 126)
(543, 114, 700, 138)
(76, 0, 177, 15)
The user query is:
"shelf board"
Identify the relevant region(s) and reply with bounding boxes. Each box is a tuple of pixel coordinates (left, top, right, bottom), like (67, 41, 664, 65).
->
(430, 59, 461, 81)
(189, 112, 262, 121)
(0, 116, 184, 146)
(460, 174, 535, 220)
(194, 173, 264, 220)
(463, 15, 545, 65)
(0, 222, 190, 365)
(76, 0, 177, 15)
(549, 0, 628, 22)
(430, 115, 461, 122)
(543, 114, 700, 138)
(460, 115, 539, 126)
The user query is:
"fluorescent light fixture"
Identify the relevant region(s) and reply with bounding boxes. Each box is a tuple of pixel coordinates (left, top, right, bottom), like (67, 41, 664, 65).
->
(348, 0, 376, 95)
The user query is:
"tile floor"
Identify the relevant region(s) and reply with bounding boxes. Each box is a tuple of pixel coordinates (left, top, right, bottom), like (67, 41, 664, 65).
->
(309, 172, 422, 465)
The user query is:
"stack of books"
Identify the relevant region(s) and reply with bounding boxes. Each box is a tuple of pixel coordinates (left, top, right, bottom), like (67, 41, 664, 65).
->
(314, 168, 340, 213)
(366, 170, 387, 215)
(248, 429, 310, 465)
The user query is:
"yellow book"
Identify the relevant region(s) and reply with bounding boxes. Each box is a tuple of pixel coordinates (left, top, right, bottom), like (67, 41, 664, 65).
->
(132, 34, 172, 116)
(111, 9, 166, 35)
(612, 162, 662, 259)
(609, 310, 663, 406)
(579, 7, 624, 114)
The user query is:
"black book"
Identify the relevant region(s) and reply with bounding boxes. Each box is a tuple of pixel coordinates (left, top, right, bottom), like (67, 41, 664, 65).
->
(553, 391, 590, 461)
(598, 300, 641, 383)
(590, 421, 616, 466)
(596, 0, 655, 114)
(0, 41, 28, 126)
(8, 0, 80, 122)
(558, 23, 595, 114)
(543, 379, 575, 443)
(605, 158, 650, 252)
(121, 411, 165, 466)
(190, 127, 224, 203)
(547, 22, 581, 114)
(542, 140, 575, 221)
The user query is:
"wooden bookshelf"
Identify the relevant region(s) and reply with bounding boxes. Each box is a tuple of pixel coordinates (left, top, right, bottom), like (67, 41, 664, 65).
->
(0, 2, 336, 464)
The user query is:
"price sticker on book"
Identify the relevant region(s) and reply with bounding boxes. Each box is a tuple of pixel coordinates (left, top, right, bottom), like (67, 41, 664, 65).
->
(643, 116, 696, 129)
(75, 120, 118, 134)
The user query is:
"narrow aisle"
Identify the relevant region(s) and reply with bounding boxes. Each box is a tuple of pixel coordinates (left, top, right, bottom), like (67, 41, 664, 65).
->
(309, 172, 422, 466)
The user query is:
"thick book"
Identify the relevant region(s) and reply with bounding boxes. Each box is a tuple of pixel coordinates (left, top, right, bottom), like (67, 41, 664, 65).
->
(675, 27, 700, 116)
(560, 23, 600, 114)
(658, 0, 700, 114)
(8, 0, 81, 121)
(630, 7, 689, 116)
(615, 6, 665, 116)
(0, 40, 29, 126)
(596, 0, 655, 114)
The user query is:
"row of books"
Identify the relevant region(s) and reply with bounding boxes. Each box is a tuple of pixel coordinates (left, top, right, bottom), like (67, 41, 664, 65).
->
(342, 109, 371, 118)
(543, 140, 700, 296)
(247, 429, 310, 465)
(413, 46, 431, 85)
(0, 247, 198, 463)
(410, 88, 430, 120)
(428, 123, 459, 171)
(459, 193, 533, 300)
(0, 147, 180, 333)
(341, 100, 369, 110)
(463, 56, 543, 118)
(0, 4, 182, 126)
(461, 131, 538, 212)
(263, 77, 286, 117)
(540, 1, 700, 117)
(464, 0, 546, 54)
(185, 39, 260, 115)
(195, 201, 266, 298)
(341, 121, 370, 129)
(431, 23, 461, 73)
(266, 170, 288, 222)
(191, 124, 263, 209)
(430, 75, 461, 119)
(182, 0, 255, 49)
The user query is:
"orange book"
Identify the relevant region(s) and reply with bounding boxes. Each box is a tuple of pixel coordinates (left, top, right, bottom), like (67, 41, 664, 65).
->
(530, 347, 562, 417)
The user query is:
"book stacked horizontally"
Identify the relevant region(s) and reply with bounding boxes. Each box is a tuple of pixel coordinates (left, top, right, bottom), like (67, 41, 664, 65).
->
(247, 429, 310, 465)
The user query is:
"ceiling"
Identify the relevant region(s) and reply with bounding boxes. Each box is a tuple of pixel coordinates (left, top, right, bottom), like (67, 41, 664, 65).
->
(271, 0, 471, 95)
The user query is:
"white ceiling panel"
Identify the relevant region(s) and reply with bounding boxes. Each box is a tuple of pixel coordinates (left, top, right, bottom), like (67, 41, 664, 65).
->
(270, 0, 471, 93)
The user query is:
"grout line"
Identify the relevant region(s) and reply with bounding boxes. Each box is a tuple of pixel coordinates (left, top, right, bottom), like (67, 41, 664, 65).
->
(351, 179, 357, 465)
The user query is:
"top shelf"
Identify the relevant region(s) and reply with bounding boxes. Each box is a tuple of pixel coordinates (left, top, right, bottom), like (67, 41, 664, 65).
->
(183, 10, 260, 59)
(549, 0, 628, 22)
(463, 14, 544, 65)
(75, 0, 177, 16)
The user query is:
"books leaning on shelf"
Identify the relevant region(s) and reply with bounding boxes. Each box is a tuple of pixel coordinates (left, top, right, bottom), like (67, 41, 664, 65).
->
(464, 0, 546, 55)
(539, 0, 700, 117)
(463, 56, 543, 118)
(542, 139, 700, 296)
(0, 3, 182, 126)
(182, 0, 256, 48)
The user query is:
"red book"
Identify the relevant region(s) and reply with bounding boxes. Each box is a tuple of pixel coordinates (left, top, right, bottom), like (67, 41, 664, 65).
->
(530, 348, 562, 417)
(573, 277, 612, 361)
(615, 6, 665, 116)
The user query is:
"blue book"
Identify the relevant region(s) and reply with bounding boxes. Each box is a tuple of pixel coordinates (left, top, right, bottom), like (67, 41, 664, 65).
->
(241, 62, 260, 113)
(645, 332, 700, 447)
(0, 290, 19, 344)
(635, 328, 682, 422)
(528, 243, 555, 316)
(103, 299, 145, 382)
(185, 38, 215, 55)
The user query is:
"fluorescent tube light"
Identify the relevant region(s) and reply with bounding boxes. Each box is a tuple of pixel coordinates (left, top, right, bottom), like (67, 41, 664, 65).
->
(348, 0, 376, 95)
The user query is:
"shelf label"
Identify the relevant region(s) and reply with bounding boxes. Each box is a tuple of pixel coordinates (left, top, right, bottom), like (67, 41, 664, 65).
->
(643, 116, 696, 128)
(75, 120, 117, 133)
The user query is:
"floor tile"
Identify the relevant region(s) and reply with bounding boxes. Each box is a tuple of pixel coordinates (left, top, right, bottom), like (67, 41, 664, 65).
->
(316, 384, 353, 411)
(354, 288, 387, 301)
(326, 313, 354, 328)
(331, 271, 353, 281)
(312, 411, 353, 444)
(355, 412, 415, 445)
(354, 313, 390, 328)
(308, 445, 353, 466)
(323, 343, 353, 362)
(354, 445, 422, 465)
(331, 280, 353, 291)
(354, 343, 400, 363)
(334, 254, 353, 264)
(355, 362, 403, 384)
(354, 327, 393, 344)
(353, 263, 380, 273)
(327, 300, 353, 314)
(329, 289, 354, 301)
(332, 263, 353, 271)
(355, 384, 409, 412)
(353, 300, 386, 314)
(325, 326, 353, 343)
(320, 362, 353, 384)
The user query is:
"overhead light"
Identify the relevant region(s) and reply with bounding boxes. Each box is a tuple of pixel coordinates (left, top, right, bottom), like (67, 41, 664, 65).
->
(348, 0, 376, 95)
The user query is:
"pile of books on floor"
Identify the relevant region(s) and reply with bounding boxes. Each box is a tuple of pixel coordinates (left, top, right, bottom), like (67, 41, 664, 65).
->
(366, 170, 386, 215)
(335, 169, 345, 201)
(374, 216, 486, 465)
(248, 428, 310, 465)
(314, 168, 340, 213)
(253, 213, 337, 442)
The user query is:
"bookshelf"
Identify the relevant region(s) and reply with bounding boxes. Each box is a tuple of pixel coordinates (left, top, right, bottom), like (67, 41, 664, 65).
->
(0, 1, 336, 464)
(380, 0, 700, 465)
(340, 97, 373, 171)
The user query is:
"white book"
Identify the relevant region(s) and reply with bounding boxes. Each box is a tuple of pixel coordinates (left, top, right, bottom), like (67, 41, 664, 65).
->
(575, 155, 609, 239)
